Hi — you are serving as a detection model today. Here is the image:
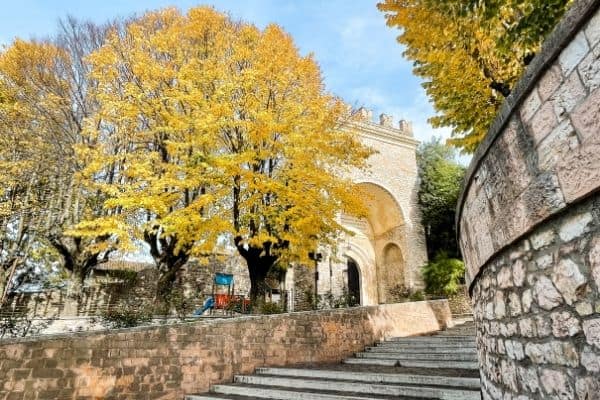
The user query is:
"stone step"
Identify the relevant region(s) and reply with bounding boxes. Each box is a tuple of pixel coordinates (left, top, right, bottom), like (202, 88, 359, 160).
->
(383, 338, 475, 345)
(387, 335, 475, 341)
(371, 345, 477, 352)
(229, 376, 481, 400)
(207, 384, 418, 400)
(344, 357, 479, 370)
(356, 352, 478, 361)
(254, 367, 481, 389)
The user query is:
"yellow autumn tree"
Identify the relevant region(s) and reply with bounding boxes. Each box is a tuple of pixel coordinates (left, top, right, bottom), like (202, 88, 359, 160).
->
(77, 7, 370, 300)
(378, 0, 571, 153)
(0, 20, 117, 298)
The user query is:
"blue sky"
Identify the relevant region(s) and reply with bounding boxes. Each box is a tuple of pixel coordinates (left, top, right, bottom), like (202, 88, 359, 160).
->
(0, 0, 450, 143)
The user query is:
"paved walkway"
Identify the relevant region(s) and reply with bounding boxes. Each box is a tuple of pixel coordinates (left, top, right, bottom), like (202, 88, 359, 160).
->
(186, 320, 481, 400)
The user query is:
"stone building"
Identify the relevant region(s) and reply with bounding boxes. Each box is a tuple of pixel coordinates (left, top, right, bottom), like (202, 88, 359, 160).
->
(284, 109, 427, 307)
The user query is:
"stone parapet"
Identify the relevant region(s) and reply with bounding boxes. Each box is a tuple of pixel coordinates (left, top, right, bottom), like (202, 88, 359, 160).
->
(457, 0, 600, 398)
(0, 300, 451, 400)
(457, 0, 600, 287)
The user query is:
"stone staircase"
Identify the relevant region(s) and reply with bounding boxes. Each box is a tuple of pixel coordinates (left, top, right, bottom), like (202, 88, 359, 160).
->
(186, 321, 481, 400)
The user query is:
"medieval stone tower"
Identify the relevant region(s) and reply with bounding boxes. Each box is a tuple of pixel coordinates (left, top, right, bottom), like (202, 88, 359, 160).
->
(286, 108, 428, 307)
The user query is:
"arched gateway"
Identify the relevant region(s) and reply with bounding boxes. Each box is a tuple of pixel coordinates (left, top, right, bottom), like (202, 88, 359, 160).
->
(304, 109, 428, 306)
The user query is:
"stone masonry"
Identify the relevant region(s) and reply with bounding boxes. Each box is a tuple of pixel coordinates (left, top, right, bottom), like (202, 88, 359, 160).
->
(0, 300, 451, 400)
(457, 1, 600, 399)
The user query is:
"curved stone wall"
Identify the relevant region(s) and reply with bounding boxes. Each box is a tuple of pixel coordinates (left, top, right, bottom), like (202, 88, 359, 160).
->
(457, 0, 600, 398)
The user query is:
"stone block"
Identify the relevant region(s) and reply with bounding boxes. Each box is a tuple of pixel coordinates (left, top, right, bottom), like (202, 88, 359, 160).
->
(575, 301, 593, 316)
(526, 101, 559, 146)
(537, 64, 564, 102)
(559, 31, 590, 76)
(551, 311, 582, 337)
(534, 275, 563, 310)
(517, 365, 540, 394)
(575, 375, 600, 400)
(556, 139, 600, 203)
(530, 229, 555, 250)
(571, 87, 600, 143)
(520, 89, 541, 122)
(590, 236, 600, 289)
(540, 368, 574, 400)
(551, 258, 587, 305)
(507, 292, 522, 317)
(585, 9, 600, 48)
(551, 71, 587, 120)
(581, 345, 600, 372)
(583, 318, 600, 348)
(521, 290, 533, 313)
(536, 119, 579, 171)
(578, 47, 600, 91)
(512, 260, 526, 287)
(498, 267, 514, 289)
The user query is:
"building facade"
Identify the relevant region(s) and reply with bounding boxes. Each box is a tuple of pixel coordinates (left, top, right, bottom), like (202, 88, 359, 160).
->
(285, 109, 428, 307)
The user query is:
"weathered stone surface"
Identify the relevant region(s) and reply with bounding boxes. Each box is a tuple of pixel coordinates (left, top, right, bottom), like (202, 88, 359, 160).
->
(575, 375, 600, 400)
(555, 139, 600, 203)
(462, 6, 600, 400)
(526, 101, 559, 145)
(498, 267, 514, 289)
(507, 292, 522, 317)
(551, 71, 587, 119)
(537, 64, 564, 102)
(519, 317, 535, 337)
(517, 365, 540, 394)
(540, 368, 574, 400)
(537, 120, 580, 171)
(558, 31, 590, 76)
(534, 276, 563, 310)
(530, 229, 555, 250)
(575, 301, 594, 316)
(578, 47, 600, 90)
(521, 290, 533, 313)
(583, 318, 600, 348)
(559, 212, 593, 242)
(535, 315, 552, 337)
(520, 89, 542, 122)
(581, 346, 600, 372)
(512, 260, 526, 287)
(551, 258, 587, 304)
(495, 291, 506, 319)
(551, 310, 582, 337)
(590, 236, 600, 289)
(585, 9, 600, 48)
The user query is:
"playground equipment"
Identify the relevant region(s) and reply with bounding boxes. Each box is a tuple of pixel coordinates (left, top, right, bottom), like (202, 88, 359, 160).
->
(193, 273, 250, 316)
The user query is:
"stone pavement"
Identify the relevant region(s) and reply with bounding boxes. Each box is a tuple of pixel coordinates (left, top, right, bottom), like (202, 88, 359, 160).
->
(186, 320, 481, 400)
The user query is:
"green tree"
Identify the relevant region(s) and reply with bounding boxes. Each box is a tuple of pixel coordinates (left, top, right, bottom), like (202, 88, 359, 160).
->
(422, 252, 465, 296)
(416, 138, 465, 259)
(378, 0, 572, 153)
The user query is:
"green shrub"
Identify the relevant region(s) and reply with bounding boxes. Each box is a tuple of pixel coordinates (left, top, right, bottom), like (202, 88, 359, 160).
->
(259, 301, 283, 314)
(421, 252, 465, 297)
(409, 290, 425, 301)
(100, 304, 152, 328)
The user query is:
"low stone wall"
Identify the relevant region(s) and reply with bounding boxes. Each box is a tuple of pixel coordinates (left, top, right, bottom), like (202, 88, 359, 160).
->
(456, 0, 600, 399)
(0, 300, 451, 400)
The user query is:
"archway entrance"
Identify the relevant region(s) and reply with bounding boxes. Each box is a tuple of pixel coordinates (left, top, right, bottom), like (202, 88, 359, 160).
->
(347, 258, 361, 306)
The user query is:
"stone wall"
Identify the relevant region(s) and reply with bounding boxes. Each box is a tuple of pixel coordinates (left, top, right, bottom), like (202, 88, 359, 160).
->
(456, 0, 600, 399)
(0, 300, 451, 400)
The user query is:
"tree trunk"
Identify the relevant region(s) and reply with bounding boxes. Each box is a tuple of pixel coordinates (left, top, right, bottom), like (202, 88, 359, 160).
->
(0, 269, 7, 307)
(247, 261, 271, 303)
(155, 267, 179, 301)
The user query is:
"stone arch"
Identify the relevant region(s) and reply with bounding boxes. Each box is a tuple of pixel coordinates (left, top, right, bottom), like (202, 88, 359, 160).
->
(341, 182, 409, 304)
(353, 182, 406, 239)
(343, 243, 375, 306)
